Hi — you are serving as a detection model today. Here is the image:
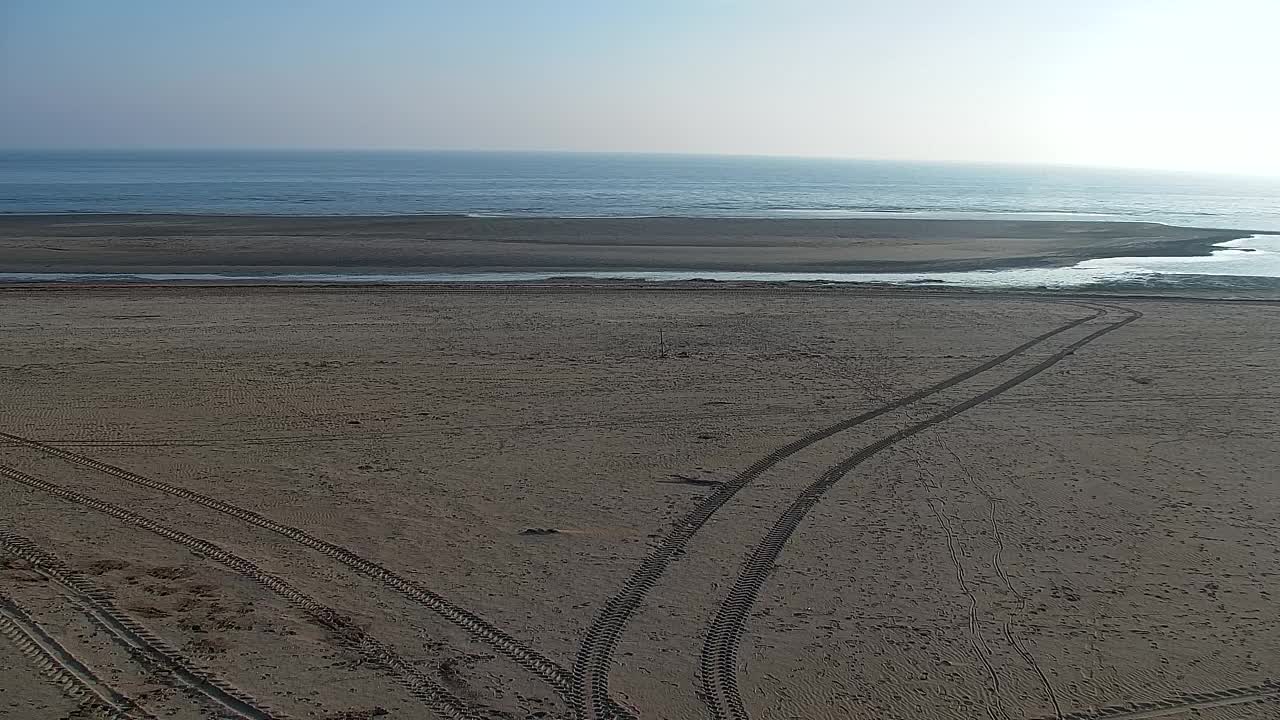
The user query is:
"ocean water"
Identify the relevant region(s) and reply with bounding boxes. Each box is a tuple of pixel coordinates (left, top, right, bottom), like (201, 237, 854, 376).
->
(4, 150, 1279, 288)
(3, 150, 1280, 231)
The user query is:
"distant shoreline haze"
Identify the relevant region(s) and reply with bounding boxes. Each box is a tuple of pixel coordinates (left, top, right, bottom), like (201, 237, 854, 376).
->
(2, 151, 1279, 232)
(4, 148, 1277, 180)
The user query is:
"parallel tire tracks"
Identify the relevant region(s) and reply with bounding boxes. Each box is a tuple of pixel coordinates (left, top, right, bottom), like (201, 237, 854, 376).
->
(699, 306, 1142, 720)
(0, 463, 480, 720)
(927, 499, 1007, 720)
(942, 440, 1064, 720)
(571, 302, 1106, 719)
(1005, 620, 1063, 720)
(0, 430, 575, 702)
(987, 490, 1064, 720)
(0, 528, 282, 720)
(0, 590, 152, 719)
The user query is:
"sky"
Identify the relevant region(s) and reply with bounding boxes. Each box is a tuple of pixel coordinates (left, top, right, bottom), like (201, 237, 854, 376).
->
(2, 0, 1278, 175)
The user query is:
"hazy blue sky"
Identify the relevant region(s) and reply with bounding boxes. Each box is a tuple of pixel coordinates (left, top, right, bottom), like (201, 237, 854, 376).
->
(2, 0, 1278, 174)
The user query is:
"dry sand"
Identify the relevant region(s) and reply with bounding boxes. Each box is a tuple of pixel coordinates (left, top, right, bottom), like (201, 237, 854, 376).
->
(0, 285, 1277, 719)
(0, 215, 1249, 274)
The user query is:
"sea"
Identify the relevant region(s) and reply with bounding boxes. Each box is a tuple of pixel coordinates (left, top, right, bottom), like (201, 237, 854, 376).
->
(3, 150, 1279, 288)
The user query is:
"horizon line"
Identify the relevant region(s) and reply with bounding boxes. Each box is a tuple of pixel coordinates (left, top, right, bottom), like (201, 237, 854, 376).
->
(2, 147, 1277, 180)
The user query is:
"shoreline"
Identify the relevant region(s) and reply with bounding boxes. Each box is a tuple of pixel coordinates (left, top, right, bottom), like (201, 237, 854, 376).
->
(3, 210, 1275, 232)
(0, 214, 1251, 276)
(4, 277, 1280, 303)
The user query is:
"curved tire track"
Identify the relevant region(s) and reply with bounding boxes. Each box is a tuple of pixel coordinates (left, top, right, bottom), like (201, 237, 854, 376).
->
(0, 463, 480, 720)
(0, 430, 574, 702)
(0, 590, 153, 719)
(1035, 680, 1280, 720)
(0, 528, 282, 720)
(941, 439, 1064, 720)
(572, 302, 1106, 719)
(927, 499, 1008, 720)
(700, 306, 1141, 720)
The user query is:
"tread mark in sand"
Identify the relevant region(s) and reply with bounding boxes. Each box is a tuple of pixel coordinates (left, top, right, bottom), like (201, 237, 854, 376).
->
(0, 527, 282, 720)
(0, 463, 481, 720)
(0, 429, 575, 705)
(0, 589, 153, 719)
(700, 306, 1142, 720)
(1032, 679, 1280, 720)
(940, 439, 1065, 720)
(927, 499, 1008, 720)
(572, 301, 1110, 719)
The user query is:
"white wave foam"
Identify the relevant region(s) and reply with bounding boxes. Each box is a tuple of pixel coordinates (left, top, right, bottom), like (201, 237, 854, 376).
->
(1076, 234, 1280, 277)
(3, 235, 1276, 289)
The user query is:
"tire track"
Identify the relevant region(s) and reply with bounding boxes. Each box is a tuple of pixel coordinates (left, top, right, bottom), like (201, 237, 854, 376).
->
(0, 590, 152, 719)
(572, 303, 1106, 719)
(1006, 621, 1063, 720)
(0, 527, 282, 720)
(700, 306, 1141, 720)
(941, 440, 1064, 720)
(989, 500, 1065, 720)
(1033, 680, 1280, 720)
(0, 430, 575, 702)
(0, 463, 480, 720)
(927, 499, 1008, 720)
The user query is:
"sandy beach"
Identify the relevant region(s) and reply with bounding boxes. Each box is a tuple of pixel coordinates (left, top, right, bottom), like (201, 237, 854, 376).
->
(1, 284, 1277, 719)
(6, 0, 1279, 716)
(0, 215, 1251, 275)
